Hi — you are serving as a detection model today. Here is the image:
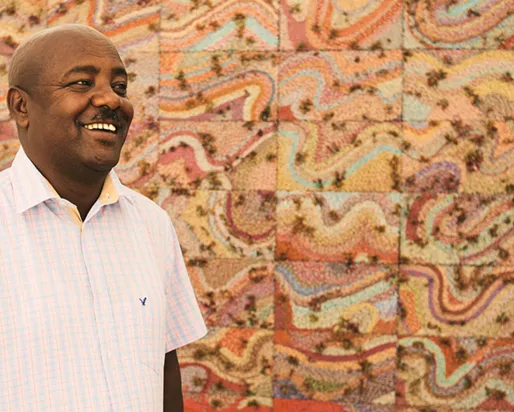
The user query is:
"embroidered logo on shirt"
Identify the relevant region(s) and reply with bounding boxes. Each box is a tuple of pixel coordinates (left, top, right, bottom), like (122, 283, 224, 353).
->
(139, 297, 147, 306)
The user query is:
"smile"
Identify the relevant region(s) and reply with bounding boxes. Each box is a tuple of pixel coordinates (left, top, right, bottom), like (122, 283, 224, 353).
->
(83, 123, 117, 133)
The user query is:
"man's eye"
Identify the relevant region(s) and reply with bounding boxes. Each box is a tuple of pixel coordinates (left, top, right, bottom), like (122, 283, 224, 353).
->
(69, 80, 127, 94)
(114, 83, 127, 97)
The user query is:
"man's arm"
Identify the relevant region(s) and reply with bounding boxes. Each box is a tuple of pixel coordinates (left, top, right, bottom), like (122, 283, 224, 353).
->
(163, 350, 184, 412)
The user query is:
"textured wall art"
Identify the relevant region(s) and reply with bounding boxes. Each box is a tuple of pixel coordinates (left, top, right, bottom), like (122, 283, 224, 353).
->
(1, 0, 514, 410)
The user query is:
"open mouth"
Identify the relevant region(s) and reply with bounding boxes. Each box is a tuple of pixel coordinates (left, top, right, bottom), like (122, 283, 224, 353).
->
(82, 123, 118, 133)
(81, 122, 122, 147)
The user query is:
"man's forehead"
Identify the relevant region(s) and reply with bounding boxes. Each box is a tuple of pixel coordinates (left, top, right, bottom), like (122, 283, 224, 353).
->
(50, 33, 119, 60)
(41, 39, 124, 79)
(60, 63, 128, 80)
(8, 24, 123, 91)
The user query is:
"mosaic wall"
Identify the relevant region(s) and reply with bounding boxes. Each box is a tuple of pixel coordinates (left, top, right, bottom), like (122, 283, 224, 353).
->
(1, 0, 514, 411)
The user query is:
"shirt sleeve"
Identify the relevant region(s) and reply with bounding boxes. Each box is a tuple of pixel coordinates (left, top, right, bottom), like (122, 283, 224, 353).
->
(164, 216, 207, 352)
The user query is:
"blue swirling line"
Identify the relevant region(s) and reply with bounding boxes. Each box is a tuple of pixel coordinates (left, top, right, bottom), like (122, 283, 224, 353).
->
(275, 263, 391, 296)
(279, 69, 402, 109)
(188, 17, 278, 51)
(279, 129, 402, 187)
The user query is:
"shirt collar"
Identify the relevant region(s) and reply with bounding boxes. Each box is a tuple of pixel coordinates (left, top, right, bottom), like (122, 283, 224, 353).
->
(10, 145, 135, 214)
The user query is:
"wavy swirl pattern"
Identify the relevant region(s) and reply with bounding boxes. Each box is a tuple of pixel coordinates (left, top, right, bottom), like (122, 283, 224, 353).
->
(179, 328, 274, 397)
(280, 0, 402, 50)
(275, 261, 397, 334)
(404, 0, 514, 49)
(403, 120, 514, 194)
(277, 191, 400, 262)
(399, 264, 514, 337)
(160, 52, 277, 121)
(404, 51, 514, 122)
(278, 121, 402, 191)
(402, 193, 514, 266)
(279, 51, 402, 121)
(160, 189, 276, 259)
(158, 121, 276, 191)
(187, 259, 274, 329)
(398, 337, 514, 409)
(274, 330, 396, 404)
(161, 0, 278, 51)
(47, 0, 160, 50)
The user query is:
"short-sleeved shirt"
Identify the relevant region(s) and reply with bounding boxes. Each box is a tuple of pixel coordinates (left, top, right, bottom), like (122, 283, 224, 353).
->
(0, 146, 207, 411)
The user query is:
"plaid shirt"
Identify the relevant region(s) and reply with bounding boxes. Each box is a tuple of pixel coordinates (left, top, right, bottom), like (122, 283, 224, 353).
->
(0, 146, 207, 411)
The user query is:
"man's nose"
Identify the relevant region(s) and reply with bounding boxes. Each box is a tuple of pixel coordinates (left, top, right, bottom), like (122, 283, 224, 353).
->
(91, 84, 121, 110)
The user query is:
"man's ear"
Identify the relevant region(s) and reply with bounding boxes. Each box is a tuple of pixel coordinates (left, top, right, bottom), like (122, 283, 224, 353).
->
(7, 87, 29, 128)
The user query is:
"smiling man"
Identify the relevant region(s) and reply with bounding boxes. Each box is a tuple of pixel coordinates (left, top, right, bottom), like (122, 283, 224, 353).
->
(1, 24, 207, 411)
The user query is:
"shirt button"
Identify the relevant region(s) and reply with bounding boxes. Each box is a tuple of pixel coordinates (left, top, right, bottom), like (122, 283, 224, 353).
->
(106, 193, 111, 200)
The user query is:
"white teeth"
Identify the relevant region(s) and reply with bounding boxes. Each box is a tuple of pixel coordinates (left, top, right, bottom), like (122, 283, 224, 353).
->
(84, 123, 117, 132)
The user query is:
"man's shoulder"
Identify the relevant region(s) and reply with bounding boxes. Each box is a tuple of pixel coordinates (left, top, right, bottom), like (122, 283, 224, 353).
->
(119, 185, 175, 246)
(119, 184, 169, 222)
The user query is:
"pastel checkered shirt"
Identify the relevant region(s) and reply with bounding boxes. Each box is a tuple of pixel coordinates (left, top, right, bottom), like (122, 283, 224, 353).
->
(0, 146, 207, 411)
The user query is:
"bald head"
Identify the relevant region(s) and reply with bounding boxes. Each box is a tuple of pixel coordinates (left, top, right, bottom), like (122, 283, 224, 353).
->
(8, 24, 118, 95)
(6, 22, 133, 180)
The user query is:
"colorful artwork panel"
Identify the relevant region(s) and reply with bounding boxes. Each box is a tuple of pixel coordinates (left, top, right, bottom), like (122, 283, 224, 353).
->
(279, 51, 403, 122)
(161, 0, 279, 52)
(401, 193, 514, 266)
(160, 52, 278, 121)
(398, 264, 514, 338)
(274, 330, 397, 405)
(404, 0, 514, 49)
(187, 259, 274, 329)
(179, 327, 274, 397)
(280, 0, 403, 51)
(158, 120, 277, 191)
(276, 191, 401, 263)
(402, 120, 514, 194)
(404, 50, 514, 123)
(47, 0, 159, 53)
(275, 261, 397, 335)
(278, 121, 403, 192)
(397, 337, 514, 410)
(157, 189, 276, 260)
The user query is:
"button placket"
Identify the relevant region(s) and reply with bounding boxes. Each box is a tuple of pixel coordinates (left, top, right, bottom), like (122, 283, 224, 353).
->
(80, 224, 122, 408)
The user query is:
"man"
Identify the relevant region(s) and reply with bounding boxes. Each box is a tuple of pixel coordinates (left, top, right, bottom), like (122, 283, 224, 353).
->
(1, 24, 207, 411)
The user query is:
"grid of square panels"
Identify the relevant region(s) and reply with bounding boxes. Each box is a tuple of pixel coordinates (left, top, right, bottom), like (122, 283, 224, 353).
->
(1, 0, 514, 410)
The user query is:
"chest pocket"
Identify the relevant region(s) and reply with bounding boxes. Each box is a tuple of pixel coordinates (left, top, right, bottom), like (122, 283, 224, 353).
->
(126, 291, 166, 375)
(92, 206, 168, 375)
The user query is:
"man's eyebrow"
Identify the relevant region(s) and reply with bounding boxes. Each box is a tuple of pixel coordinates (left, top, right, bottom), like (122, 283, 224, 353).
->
(62, 65, 128, 78)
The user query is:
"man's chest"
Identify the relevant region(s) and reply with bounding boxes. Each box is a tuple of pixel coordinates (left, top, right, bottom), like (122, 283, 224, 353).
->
(0, 209, 167, 376)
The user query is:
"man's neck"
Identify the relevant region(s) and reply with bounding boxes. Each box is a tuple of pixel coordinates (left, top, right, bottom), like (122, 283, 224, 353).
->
(23, 146, 110, 221)
(53, 179, 104, 221)
(40, 167, 107, 221)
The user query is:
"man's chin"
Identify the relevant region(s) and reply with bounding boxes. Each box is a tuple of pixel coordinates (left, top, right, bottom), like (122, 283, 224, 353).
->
(86, 153, 120, 173)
